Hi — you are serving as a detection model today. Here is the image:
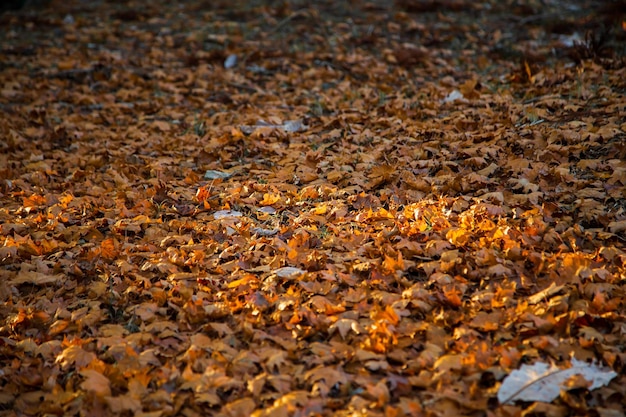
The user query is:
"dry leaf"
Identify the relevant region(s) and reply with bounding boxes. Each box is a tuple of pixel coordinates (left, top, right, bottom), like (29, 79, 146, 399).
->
(498, 359, 617, 404)
(79, 370, 111, 397)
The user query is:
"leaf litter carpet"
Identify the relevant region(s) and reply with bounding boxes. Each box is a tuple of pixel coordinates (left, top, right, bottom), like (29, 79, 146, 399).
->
(1, 0, 625, 416)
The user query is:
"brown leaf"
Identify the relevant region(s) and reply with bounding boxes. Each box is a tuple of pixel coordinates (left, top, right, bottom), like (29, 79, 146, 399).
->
(79, 369, 111, 397)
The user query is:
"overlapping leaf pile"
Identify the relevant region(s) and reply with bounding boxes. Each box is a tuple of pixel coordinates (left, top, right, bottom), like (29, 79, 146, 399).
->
(1, 0, 625, 415)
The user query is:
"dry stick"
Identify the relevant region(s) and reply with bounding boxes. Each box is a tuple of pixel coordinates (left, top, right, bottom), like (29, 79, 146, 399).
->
(522, 94, 562, 105)
(226, 82, 260, 93)
(265, 9, 308, 37)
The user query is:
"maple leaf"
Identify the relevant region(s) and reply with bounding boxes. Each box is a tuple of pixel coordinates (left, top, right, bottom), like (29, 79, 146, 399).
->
(56, 345, 97, 369)
(329, 318, 364, 339)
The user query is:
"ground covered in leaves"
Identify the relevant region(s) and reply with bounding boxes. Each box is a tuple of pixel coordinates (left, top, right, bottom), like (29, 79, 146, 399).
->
(1, 0, 626, 416)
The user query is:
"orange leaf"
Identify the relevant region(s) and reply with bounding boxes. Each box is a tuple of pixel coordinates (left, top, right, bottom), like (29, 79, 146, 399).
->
(22, 194, 46, 209)
(260, 192, 281, 205)
(443, 286, 463, 307)
(196, 185, 211, 202)
(98, 238, 119, 261)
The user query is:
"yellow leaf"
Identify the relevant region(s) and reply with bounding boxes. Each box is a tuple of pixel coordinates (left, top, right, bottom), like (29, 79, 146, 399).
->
(446, 228, 472, 247)
(260, 193, 281, 205)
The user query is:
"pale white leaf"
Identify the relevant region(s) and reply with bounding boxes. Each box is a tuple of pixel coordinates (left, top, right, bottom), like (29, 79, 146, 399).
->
(251, 226, 278, 236)
(498, 359, 617, 404)
(213, 210, 242, 219)
(224, 54, 238, 69)
(204, 170, 232, 180)
(274, 267, 305, 279)
(281, 119, 306, 132)
(257, 206, 276, 214)
(442, 89, 465, 103)
(239, 119, 307, 135)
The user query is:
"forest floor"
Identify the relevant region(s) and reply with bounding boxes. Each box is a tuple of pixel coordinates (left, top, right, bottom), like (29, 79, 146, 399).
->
(1, 0, 625, 416)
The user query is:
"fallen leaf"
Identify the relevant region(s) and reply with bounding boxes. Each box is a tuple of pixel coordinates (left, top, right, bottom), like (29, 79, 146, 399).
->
(498, 359, 617, 404)
(80, 369, 111, 397)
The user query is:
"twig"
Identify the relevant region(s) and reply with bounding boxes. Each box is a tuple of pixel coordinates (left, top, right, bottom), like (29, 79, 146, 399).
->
(226, 82, 261, 93)
(266, 10, 308, 37)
